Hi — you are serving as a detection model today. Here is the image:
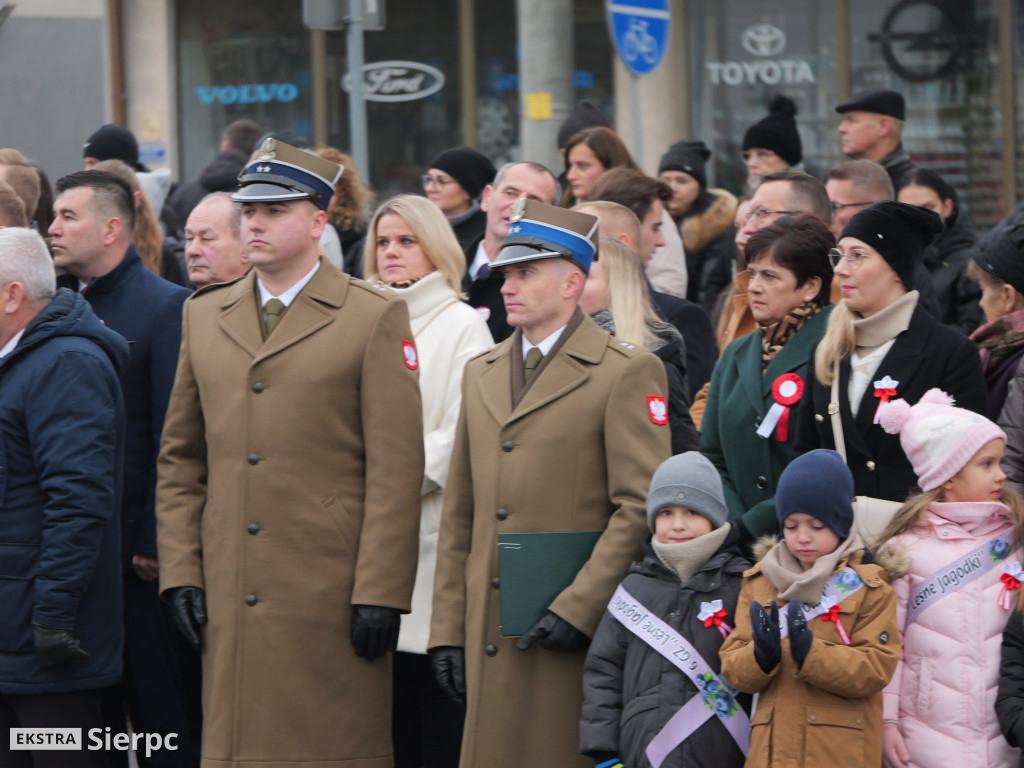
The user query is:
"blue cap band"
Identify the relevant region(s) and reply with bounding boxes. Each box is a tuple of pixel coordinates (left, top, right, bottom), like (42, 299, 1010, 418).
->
(239, 159, 334, 207)
(507, 219, 595, 268)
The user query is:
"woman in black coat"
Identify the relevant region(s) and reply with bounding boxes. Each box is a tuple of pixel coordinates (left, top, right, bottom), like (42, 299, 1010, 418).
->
(792, 201, 988, 503)
(997, 607, 1024, 768)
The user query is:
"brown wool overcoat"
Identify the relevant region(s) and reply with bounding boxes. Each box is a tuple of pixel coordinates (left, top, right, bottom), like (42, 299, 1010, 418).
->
(157, 260, 424, 768)
(429, 313, 671, 768)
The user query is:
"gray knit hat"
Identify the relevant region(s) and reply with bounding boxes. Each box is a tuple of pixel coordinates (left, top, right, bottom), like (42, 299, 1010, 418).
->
(646, 452, 727, 531)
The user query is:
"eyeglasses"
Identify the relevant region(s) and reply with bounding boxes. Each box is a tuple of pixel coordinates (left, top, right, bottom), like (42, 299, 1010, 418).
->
(422, 174, 455, 189)
(745, 208, 797, 223)
(830, 201, 873, 213)
(828, 248, 873, 270)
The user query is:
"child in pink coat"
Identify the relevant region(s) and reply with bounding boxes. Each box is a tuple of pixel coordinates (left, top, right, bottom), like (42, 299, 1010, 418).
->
(876, 389, 1024, 768)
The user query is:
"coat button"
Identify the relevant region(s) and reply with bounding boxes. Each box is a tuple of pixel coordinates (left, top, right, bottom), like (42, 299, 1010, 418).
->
(809, 713, 817, 721)
(252, 382, 264, 394)
(491, 577, 500, 589)
(501, 440, 514, 452)
(866, 461, 876, 471)
(856, 718, 862, 725)
(248, 453, 260, 465)
(815, 414, 824, 423)
(756, 476, 767, 490)
(496, 508, 508, 521)
(246, 594, 257, 606)
(248, 524, 260, 535)
(485, 644, 498, 657)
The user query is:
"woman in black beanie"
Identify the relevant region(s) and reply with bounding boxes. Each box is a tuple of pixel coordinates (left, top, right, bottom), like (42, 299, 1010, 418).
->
(659, 139, 738, 312)
(742, 95, 803, 191)
(424, 146, 496, 251)
(792, 200, 988, 505)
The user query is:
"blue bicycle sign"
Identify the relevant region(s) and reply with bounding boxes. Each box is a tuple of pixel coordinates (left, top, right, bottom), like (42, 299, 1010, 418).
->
(608, 0, 670, 76)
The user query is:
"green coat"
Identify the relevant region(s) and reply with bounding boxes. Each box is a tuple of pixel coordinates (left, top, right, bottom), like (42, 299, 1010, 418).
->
(701, 305, 832, 536)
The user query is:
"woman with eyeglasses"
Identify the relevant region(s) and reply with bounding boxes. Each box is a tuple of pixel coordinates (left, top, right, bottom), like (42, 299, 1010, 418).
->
(423, 146, 496, 252)
(701, 214, 834, 547)
(896, 167, 983, 335)
(792, 201, 988, 505)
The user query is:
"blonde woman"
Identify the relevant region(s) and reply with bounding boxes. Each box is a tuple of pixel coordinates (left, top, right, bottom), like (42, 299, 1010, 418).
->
(579, 236, 699, 453)
(363, 194, 493, 767)
(791, 200, 987, 503)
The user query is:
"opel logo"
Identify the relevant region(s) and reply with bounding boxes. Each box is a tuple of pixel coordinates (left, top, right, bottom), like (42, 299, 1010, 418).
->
(741, 24, 787, 57)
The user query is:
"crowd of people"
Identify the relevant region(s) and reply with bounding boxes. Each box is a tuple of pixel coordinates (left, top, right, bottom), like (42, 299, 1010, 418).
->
(6, 85, 1024, 768)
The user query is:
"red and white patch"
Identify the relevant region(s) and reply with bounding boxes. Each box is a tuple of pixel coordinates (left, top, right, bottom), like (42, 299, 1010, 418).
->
(475, 306, 491, 321)
(402, 340, 418, 370)
(647, 396, 668, 425)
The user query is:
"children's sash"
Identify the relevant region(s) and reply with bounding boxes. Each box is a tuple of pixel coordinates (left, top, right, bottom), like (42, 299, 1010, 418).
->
(776, 567, 865, 642)
(904, 532, 1016, 627)
(607, 586, 749, 767)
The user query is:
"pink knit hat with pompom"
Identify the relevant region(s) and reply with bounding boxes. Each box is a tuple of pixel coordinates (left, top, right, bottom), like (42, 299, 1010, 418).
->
(878, 389, 1005, 491)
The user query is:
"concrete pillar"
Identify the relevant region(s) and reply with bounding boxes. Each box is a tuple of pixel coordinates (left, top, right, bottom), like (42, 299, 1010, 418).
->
(517, 0, 574, 171)
(121, 0, 176, 175)
(614, 0, 689, 174)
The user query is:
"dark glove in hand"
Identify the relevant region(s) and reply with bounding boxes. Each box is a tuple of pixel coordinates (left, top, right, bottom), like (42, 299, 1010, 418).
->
(351, 604, 401, 661)
(167, 586, 207, 651)
(431, 646, 466, 704)
(787, 601, 813, 667)
(33, 626, 89, 669)
(516, 611, 589, 652)
(749, 600, 781, 674)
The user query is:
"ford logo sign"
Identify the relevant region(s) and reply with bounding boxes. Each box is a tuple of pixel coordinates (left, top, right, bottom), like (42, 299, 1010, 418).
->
(741, 24, 787, 57)
(341, 60, 446, 103)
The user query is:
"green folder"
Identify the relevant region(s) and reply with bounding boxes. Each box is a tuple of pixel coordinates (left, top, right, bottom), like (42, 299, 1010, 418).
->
(497, 531, 603, 637)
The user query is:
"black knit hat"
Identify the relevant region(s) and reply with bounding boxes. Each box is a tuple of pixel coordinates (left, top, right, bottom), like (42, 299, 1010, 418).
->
(658, 140, 711, 189)
(840, 201, 943, 290)
(836, 88, 906, 121)
(776, 450, 854, 540)
(429, 146, 496, 200)
(83, 124, 146, 172)
(743, 95, 802, 167)
(556, 100, 611, 150)
(973, 221, 1024, 296)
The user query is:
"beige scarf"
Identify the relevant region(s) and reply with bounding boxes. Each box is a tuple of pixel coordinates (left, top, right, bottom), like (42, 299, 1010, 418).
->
(651, 523, 732, 584)
(852, 290, 918, 350)
(760, 532, 864, 604)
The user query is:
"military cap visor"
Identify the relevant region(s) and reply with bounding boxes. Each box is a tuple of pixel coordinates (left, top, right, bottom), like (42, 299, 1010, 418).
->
(232, 139, 343, 210)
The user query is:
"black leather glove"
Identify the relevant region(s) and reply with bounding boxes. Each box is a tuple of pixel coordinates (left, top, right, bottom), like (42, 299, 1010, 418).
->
(787, 602, 813, 667)
(749, 600, 781, 674)
(351, 604, 401, 661)
(33, 626, 89, 669)
(430, 646, 466, 704)
(166, 586, 207, 651)
(516, 611, 589, 652)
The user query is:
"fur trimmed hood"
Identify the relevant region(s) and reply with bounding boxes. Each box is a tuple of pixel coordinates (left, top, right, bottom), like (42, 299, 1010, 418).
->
(875, 544, 909, 580)
(752, 534, 779, 563)
(681, 188, 738, 255)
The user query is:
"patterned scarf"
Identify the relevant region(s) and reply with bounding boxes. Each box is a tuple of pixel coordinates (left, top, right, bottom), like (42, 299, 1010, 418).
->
(377, 274, 429, 290)
(971, 308, 1024, 373)
(759, 302, 821, 372)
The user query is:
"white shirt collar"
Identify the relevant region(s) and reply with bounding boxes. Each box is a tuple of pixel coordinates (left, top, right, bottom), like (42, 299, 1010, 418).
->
(257, 261, 320, 308)
(522, 324, 567, 361)
(0, 329, 25, 358)
(468, 240, 490, 281)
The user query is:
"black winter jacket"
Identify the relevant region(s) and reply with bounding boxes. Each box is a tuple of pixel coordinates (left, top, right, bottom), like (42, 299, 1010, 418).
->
(581, 529, 751, 768)
(0, 289, 128, 694)
(923, 206, 983, 335)
(997, 608, 1024, 768)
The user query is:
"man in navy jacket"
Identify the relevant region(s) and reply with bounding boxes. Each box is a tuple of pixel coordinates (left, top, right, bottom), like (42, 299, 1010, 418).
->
(51, 170, 197, 766)
(0, 228, 127, 768)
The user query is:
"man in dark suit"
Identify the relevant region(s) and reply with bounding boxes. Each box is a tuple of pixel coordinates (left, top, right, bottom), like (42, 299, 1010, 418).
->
(462, 161, 559, 342)
(50, 170, 198, 766)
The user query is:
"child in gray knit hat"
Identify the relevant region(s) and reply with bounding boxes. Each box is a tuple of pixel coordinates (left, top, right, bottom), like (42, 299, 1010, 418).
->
(580, 453, 750, 768)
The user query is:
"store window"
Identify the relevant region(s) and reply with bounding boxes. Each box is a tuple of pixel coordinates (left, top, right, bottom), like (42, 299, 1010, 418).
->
(849, 0, 1003, 229)
(177, 0, 613, 198)
(686, 2, 838, 194)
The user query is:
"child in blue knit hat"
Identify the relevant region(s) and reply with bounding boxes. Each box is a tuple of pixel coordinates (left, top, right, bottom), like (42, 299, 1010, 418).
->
(719, 449, 900, 767)
(581, 452, 751, 768)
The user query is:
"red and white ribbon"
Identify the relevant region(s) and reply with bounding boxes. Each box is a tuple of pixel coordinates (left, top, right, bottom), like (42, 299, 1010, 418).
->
(1000, 562, 1023, 610)
(698, 599, 733, 640)
(756, 373, 804, 442)
(820, 599, 851, 645)
(872, 375, 899, 424)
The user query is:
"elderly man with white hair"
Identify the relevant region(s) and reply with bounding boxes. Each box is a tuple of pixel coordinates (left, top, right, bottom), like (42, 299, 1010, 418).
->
(0, 227, 129, 768)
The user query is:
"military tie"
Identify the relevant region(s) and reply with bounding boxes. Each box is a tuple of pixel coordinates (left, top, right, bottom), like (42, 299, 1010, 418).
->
(524, 347, 543, 381)
(263, 298, 286, 337)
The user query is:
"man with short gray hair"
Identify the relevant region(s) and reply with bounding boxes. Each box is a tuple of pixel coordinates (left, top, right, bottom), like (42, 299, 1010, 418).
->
(184, 192, 248, 288)
(0, 227, 128, 768)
